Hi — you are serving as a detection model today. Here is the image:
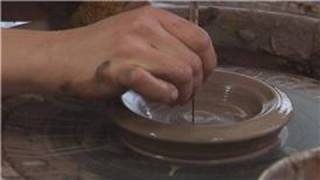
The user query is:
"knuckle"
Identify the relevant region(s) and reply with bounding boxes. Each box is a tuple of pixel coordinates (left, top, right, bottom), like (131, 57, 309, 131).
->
(169, 16, 184, 26)
(131, 16, 148, 30)
(190, 54, 202, 73)
(195, 29, 211, 52)
(115, 37, 141, 56)
(130, 10, 153, 32)
(131, 16, 155, 34)
(122, 65, 141, 86)
(177, 65, 193, 84)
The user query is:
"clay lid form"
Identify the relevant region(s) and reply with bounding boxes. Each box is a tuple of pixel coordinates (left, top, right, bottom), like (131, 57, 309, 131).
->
(259, 147, 320, 180)
(114, 70, 293, 165)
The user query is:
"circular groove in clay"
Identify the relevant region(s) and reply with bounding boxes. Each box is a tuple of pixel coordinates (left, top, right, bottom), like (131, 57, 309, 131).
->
(114, 70, 293, 164)
(117, 70, 293, 143)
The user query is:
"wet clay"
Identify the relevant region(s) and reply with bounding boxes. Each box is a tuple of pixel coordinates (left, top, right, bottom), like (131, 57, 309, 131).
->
(123, 70, 276, 125)
(128, 81, 265, 125)
(259, 148, 320, 180)
(115, 70, 293, 164)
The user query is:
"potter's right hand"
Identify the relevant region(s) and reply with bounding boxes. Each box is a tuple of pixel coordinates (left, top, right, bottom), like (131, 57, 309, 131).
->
(3, 6, 217, 104)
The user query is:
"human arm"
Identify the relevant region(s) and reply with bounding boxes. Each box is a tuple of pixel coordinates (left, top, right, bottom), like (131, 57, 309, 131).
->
(2, 6, 217, 104)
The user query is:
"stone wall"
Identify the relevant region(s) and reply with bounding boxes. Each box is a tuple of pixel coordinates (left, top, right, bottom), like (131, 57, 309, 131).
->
(157, 2, 320, 79)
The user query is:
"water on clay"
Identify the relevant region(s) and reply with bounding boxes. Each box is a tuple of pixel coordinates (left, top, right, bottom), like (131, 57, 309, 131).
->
(122, 70, 281, 125)
(136, 99, 248, 125)
(122, 85, 264, 125)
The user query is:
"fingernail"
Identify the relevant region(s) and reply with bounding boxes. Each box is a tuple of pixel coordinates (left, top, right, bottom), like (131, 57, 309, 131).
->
(170, 88, 178, 101)
(171, 89, 178, 100)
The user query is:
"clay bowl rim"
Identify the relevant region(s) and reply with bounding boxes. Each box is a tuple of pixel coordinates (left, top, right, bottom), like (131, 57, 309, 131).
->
(259, 147, 320, 180)
(114, 70, 293, 144)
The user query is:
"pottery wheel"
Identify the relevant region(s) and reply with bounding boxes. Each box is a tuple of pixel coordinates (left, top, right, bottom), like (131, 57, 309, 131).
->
(2, 67, 320, 180)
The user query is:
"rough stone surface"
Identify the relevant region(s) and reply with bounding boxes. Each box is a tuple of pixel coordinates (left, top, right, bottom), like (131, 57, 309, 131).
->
(269, 14, 315, 60)
(191, 5, 320, 79)
(207, 2, 320, 18)
(201, 7, 246, 49)
(200, 6, 319, 62)
(237, 29, 257, 43)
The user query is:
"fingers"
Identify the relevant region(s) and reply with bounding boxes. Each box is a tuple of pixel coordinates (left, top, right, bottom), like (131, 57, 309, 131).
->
(110, 31, 199, 104)
(133, 48, 195, 104)
(83, 6, 218, 105)
(118, 67, 179, 104)
(150, 7, 217, 78)
(149, 37, 203, 102)
(135, 21, 203, 89)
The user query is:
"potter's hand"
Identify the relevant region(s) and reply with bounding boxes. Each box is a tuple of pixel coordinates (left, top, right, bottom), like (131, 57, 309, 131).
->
(3, 6, 217, 104)
(62, 6, 217, 104)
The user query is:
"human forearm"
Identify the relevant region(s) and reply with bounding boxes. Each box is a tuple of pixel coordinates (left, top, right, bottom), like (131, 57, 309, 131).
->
(2, 6, 217, 104)
(2, 29, 66, 96)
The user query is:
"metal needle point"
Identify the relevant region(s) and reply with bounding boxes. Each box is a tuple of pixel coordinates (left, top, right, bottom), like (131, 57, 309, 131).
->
(189, 2, 199, 125)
